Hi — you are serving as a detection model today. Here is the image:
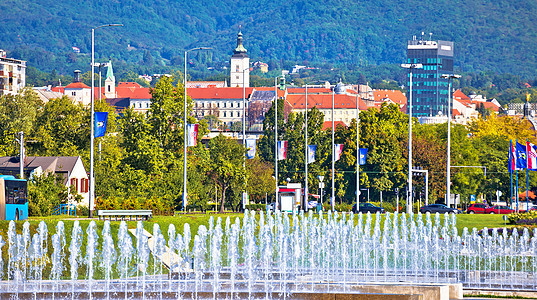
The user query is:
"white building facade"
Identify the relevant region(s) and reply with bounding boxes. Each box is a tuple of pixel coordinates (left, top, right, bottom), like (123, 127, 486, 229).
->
(0, 50, 26, 96)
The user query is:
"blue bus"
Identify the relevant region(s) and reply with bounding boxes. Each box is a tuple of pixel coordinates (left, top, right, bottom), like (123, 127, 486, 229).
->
(0, 175, 28, 221)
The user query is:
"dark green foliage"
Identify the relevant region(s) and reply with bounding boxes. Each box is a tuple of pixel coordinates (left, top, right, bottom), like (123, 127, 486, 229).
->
(2, 0, 537, 79)
(28, 173, 68, 216)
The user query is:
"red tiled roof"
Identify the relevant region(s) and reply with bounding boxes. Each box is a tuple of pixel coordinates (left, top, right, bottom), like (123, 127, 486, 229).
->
(322, 121, 347, 130)
(453, 109, 461, 117)
(186, 81, 226, 88)
(118, 82, 144, 88)
(64, 82, 90, 89)
(287, 87, 333, 94)
(457, 98, 501, 112)
(93, 87, 105, 100)
(51, 87, 65, 93)
(117, 87, 151, 99)
(287, 94, 367, 110)
(453, 89, 470, 101)
(480, 101, 501, 112)
(187, 87, 255, 100)
(373, 90, 407, 105)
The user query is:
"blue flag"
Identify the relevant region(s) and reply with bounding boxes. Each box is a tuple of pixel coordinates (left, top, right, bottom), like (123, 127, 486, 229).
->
(94, 112, 108, 137)
(308, 145, 317, 164)
(516, 141, 527, 170)
(359, 148, 368, 165)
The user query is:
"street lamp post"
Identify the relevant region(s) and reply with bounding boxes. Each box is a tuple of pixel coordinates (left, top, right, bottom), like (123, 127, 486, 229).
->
(303, 81, 324, 212)
(356, 93, 360, 212)
(242, 67, 250, 210)
(318, 175, 325, 209)
(305, 84, 309, 212)
(401, 63, 423, 213)
(441, 73, 461, 208)
(90, 23, 122, 218)
(183, 47, 212, 213)
(331, 88, 335, 211)
(274, 76, 282, 210)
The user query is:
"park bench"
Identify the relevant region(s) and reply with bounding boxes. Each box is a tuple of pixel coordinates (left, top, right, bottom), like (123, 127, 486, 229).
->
(97, 209, 152, 221)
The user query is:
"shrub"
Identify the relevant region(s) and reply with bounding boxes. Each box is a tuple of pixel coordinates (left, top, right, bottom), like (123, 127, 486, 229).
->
(28, 173, 68, 216)
(122, 197, 142, 210)
(95, 196, 121, 210)
(77, 205, 89, 217)
(508, 211, 537, 225)
(246, 203, 265, 211)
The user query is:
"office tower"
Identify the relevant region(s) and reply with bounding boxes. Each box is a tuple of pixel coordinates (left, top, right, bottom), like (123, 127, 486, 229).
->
(406, 37, 454, 116)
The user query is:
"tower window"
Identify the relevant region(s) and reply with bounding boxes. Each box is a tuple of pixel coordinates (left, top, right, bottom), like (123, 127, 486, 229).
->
(108, 85, 111, 92)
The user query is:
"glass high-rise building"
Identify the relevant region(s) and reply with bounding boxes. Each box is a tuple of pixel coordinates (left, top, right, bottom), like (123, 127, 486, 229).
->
(406, 38, 454, 116)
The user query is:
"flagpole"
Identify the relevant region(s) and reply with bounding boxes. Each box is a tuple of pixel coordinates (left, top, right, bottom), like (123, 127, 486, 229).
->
(515, 139, 518, 213)
(183, 47, 211, 214)
(331, 88, 335, 211)
(510, 140, 514, 209)
(305, 84, 309, 212)
(516, 169, 519, 212)
(274, 76, 279, 211)
(527, 139, 530, 212)
(356, 93, 360, 212)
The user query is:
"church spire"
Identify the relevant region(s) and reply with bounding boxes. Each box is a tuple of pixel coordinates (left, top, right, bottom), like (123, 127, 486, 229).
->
(104, 59, 116, 98)
(233, 25, 247, 55)
(105, 59, 114, 81)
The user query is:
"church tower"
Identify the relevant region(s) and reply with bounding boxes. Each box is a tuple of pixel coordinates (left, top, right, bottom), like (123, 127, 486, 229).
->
(230, 26, 250, 87)
(104, 60, 116, 98)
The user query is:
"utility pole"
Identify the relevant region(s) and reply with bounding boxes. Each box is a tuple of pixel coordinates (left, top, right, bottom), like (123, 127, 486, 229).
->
(15, 131, 24, 179)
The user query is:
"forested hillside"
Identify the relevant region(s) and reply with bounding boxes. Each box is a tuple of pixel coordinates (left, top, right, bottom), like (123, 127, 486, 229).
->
(1, 0, 537, 78)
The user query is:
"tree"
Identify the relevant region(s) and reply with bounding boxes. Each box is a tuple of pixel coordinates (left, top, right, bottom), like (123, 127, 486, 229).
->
(360, 103, 407, 197)
(149, 76, 187, 154)
(413, 123, 448, 202)
(119, 108, 165, 174)
(0, 88, 42, 156)
(142, 50, 154, 66)
(259, 99, 287, 168)
(246, 158, 275, 203)
(28, 173, 68, 216)
(30, 96, 89, 156)
(207, 134, 246, 212)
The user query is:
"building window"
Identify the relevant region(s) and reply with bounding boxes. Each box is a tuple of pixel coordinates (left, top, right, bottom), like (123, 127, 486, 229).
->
(224, 112, 227, 117)
(70, 178, 79, 193)
(72, 92, 76, 96)
(230, 112, 233, 117)
(108, 85, 111, 92)
(231, 103, 233, 108)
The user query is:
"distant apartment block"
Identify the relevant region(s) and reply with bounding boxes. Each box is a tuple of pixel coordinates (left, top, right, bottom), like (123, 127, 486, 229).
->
(0, 50, 26, 96)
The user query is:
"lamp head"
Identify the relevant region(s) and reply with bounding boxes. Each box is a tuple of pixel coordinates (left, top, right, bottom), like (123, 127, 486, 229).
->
(441, 74, 461, 79)
(401, 63, 423, 69)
